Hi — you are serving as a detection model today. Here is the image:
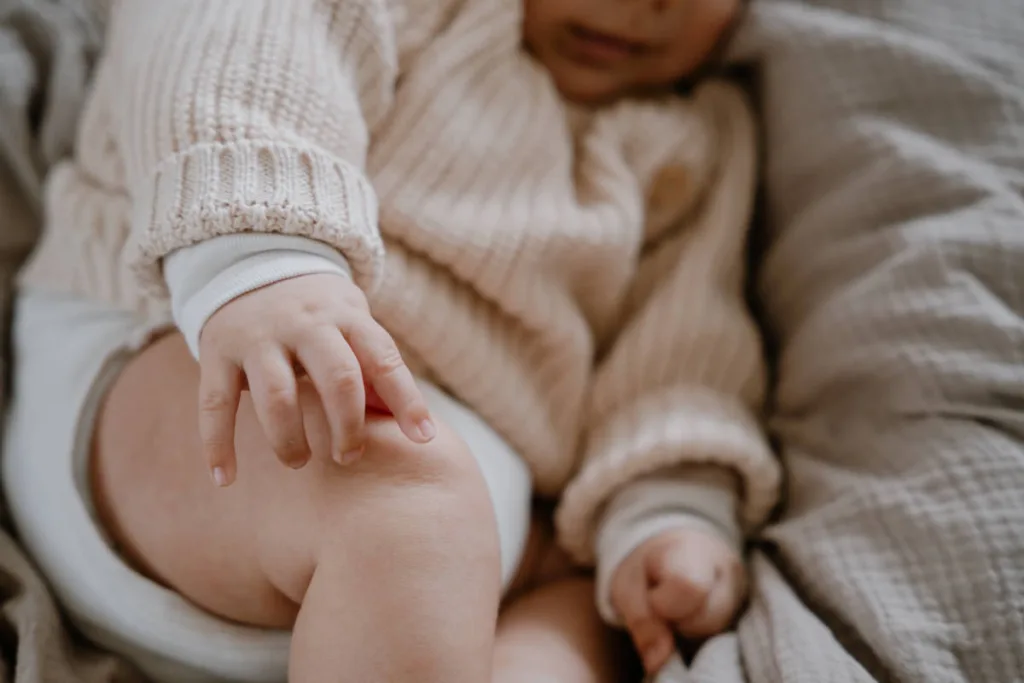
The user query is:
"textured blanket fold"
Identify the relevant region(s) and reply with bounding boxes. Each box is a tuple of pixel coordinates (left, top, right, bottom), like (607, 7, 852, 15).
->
(715, 1, 1024, 682)
(1, 2, 142, 681)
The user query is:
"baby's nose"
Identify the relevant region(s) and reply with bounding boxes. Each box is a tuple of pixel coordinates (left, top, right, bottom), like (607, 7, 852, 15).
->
(620, 0, 677, 30)
(626, 0, 673, 17)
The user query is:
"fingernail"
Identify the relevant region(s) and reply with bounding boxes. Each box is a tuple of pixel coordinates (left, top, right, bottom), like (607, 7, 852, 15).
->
(339, 448, 362, 465)
(211, 467, 228, 487)
(416, 418, 436, 442)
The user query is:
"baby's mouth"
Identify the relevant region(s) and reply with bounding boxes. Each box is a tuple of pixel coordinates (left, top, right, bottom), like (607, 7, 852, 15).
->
(562, 24, 651, 66)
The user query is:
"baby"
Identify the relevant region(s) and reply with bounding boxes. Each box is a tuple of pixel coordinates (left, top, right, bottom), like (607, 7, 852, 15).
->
(3, 0, 779, 681)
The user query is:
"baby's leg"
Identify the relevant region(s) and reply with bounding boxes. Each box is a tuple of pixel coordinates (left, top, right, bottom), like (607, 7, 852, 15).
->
(495, 520, 634, 683)
(493, 578, 631, 683)
(91, 333, 501, 682)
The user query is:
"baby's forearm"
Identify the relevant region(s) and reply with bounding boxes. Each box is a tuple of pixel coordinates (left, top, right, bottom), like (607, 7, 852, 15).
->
(594, 464, 741, 625)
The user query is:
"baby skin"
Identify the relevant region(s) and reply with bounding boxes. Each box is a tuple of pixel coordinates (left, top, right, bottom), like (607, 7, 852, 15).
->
(92, 0, 747, 681)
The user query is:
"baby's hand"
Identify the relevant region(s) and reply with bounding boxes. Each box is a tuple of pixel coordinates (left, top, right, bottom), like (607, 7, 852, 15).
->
(609, 527, 746, 675)
(197, 273, 434, 486)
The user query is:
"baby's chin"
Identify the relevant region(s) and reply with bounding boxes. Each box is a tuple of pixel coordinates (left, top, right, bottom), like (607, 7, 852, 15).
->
(548, 65, 675, 107)
(545, 63, 634, 107)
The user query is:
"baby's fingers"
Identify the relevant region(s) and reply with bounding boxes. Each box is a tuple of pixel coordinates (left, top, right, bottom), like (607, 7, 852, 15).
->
(612, 557, 676, 674)
(198, 359, 243, 487)
(296, 327, 366, 464)
(647, 543, 716, 623)
(244, 349, 310, 469)
(676, 561, 746, 639)
(346, 319, 434, 444)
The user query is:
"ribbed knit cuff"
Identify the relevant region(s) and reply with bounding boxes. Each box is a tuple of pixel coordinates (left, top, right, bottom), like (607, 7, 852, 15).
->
(556, 387, 780, 564)
(127, 140, 383, 297)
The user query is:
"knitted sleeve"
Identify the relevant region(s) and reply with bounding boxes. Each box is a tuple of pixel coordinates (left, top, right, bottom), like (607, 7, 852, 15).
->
(556, 83, 781, 564)
(101, 0, 400, 295)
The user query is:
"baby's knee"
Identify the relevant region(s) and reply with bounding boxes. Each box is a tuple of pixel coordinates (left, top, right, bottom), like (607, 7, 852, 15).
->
(357, 416, 491, 497)
(278, 417, 502, 601)
(364, 418, 497, 545)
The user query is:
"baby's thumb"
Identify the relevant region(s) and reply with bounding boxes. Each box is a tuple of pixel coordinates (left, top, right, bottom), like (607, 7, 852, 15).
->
(612, 562, 675, 674)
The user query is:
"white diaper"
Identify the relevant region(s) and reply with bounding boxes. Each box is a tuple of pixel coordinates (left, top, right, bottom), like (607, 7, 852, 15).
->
(2, 289, 532, 683)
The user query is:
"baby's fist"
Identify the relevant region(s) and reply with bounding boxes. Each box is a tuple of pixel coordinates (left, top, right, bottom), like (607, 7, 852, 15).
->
(610, 527, 745, 674)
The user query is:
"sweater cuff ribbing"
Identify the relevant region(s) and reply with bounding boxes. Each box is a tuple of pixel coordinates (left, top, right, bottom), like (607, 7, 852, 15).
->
(555, 387, 781, 564)
(127, 140, 383, 297)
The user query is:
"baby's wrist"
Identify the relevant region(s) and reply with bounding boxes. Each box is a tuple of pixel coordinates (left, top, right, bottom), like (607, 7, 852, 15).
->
(164, 234, 353, 359)
(595, 510, 738, 626)
(593, 466, 742, 625)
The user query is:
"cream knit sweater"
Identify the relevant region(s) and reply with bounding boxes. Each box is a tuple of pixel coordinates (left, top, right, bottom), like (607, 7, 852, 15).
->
(19, 0, 780, 564)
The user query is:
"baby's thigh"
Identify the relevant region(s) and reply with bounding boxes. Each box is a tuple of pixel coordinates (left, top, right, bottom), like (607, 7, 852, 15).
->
(91, 333, 509, 628)
(507, 507, 580, 599)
